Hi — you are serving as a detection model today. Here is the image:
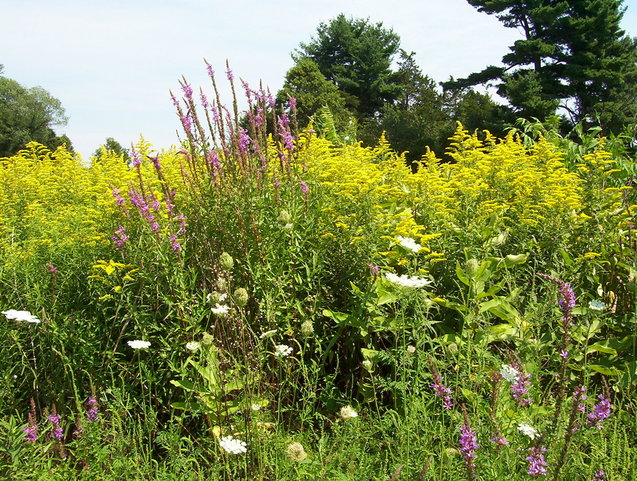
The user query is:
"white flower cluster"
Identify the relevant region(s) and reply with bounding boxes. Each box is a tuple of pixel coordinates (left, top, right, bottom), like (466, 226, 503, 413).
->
(500, 364, 519, 382)
(274, 344, 293, 357)
(339, 405, 358, 420)
(219, 435, 247, 454)
(2, 309, 40, 324)
(128, 340, 151, 349)
(385, 272, 432, 289)
(396, 236, 422, 253)
(211, 303, 230, 315)
(186, 341, 201, 351)
(517, 423, 539, 440)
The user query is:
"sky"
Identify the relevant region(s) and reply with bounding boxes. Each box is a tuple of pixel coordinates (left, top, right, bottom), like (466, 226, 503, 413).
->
(3, 0, 637, 160)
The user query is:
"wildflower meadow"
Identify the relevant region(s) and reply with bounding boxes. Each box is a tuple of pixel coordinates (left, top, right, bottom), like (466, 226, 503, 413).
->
(0, 64, 636, 480)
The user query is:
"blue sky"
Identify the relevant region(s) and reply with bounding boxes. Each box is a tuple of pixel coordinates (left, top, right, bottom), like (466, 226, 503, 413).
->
(3, 0, 637, 159)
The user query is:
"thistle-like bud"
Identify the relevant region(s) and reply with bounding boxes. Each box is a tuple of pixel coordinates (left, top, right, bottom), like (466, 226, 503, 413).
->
(201, 332, 214, 345)
(465, 259, 480, 278)
(277, 209, 291, 224)
(285, 442, 308, 462)
(300, 320, 314, 336)
(233, 288, 249, 307)
(220, 252, 234, 270)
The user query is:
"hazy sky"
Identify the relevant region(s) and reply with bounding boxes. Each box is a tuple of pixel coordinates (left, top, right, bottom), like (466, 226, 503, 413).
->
(4, 0, 637, 159)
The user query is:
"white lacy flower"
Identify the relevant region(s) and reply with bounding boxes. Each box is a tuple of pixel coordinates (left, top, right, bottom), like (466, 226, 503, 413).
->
(211, 304, 230, 315)
(186, 341, 201, 351)
(500, 364, 519, 383)
(251, 403, 261, 411)
(2, 309, 40, 324)
(274, 344, 293, 357)
(339, 405, 358, 420)
(396, 236, 422, 253)
(219, 435, 247, 454)
(385, 272, 432, 288)
(517, 423, 539, 440)
(127, 340, 151, 349)
(406, 345, 416, 354)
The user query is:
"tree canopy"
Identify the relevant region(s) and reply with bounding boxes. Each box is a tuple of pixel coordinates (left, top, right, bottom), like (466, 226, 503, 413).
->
(0, 72, 71, 157)
(296, 14, 402, 120)
(448, 0, 637, 134)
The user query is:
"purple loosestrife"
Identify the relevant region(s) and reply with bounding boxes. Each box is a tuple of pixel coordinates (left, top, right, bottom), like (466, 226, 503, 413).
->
(299, 180, 309, 196)
(588, 394, 612, 429)
(459, 423, 479, 476)
(86, 396, 100, 422)
(526, 446, 548, 476)
(48, 413, 63, 440)
(112, 226, 129, 249)
(593, 470, 606, 480)
(237, 128, 251, 155)
(23, 399, 38, 442)
(130, 145, 142, 167)
(169, 235, 181, 254)
(511, 367, 532, 407)
(431, 372, 454, 410)
(181, 81, 193, 102)
(489, 434, 509, 445)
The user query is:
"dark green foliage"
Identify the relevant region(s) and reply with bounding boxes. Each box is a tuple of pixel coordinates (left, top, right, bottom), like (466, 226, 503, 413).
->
(276, 58, 352, 130)
(296, 14, 402, 120)
(0, 74, 70, 157)
(93, 137, 130, 162)
(450, 0, 637, 134)
(366, 51, 507, 160)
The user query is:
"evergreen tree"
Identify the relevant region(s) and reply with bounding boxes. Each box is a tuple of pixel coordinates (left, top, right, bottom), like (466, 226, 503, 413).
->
(276, 58, 352, 130)
(448, 0, 637, 133)
(296, 14, 402, 120)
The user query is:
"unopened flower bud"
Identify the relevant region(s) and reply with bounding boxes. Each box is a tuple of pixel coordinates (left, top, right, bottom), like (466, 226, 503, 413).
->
(220, 252, 234, 270)
(285, 442, 307, 462)
(465, 259, 480, 278)
(233, 288, 249, 307)
(277, 210, 291, 224)
(300, 320, 314, 336)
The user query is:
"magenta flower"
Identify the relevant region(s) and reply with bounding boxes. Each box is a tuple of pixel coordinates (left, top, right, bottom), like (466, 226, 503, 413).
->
(511, 368, 532, 407)
(86, 396, 100, 422)
(588, 394, 611, 429)
(459, 424, 479, 471)
(48, 413, 63, 440)
(526, 446, 548, 476)
(431, 373, 453, 410)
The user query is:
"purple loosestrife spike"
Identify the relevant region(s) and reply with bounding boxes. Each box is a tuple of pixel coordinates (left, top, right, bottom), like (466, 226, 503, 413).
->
(430, 373, 454, 410)
(299, 181, 309, 195)
(226, 64, 234, 81)
(169, 235, 181, 254)
(86, 397, 100, 422)
(489, 434, 509, 445)
(588, 394, 612, 429)
(200, 89, 209, 109)
(237, 128, 251, 155)
(511, 367, 532, 407)
(593, 470, 606, 480)
(526, 446, 548, 476)
(574, 386, 587, 413)
(48, 413, 63, 440)
(369, 263, 380, 275)
(47, 264, 58, 274)
(459, 424, 478, 472)
(130, 145, 142, 167)
(181, 81, 193, 101)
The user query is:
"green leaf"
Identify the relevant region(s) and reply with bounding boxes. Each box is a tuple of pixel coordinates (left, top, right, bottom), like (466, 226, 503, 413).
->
(588, 364, 621, 376)
(587, 343, 618, 356)
(455, 261, 471, 286)
(479, 298, 520, 323)
(170, 379, 197, 392)
(502, 253, 528, 267)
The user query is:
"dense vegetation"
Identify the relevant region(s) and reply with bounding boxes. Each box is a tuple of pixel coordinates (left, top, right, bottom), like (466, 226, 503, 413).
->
(1, 2, 636, 479)
(1, 62, 635, 479)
